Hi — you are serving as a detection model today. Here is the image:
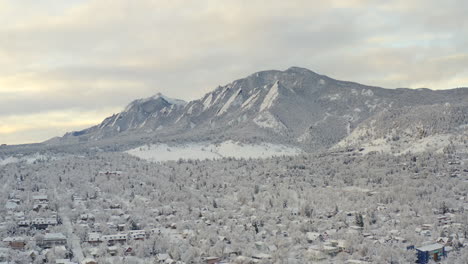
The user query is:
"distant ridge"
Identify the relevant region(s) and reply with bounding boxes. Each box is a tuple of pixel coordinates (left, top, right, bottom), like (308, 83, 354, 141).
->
(41, 67, 468, 154)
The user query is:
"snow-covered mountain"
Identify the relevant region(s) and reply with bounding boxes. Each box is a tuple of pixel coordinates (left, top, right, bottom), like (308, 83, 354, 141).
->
(61, 93, 187, 140)
(53, 67, 466, 152)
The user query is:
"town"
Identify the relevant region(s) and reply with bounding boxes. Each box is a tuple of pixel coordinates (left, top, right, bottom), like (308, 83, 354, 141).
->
(1, 149, 467, 263)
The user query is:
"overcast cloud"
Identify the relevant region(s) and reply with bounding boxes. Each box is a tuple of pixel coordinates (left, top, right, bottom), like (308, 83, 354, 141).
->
(1, 0, 467, 144)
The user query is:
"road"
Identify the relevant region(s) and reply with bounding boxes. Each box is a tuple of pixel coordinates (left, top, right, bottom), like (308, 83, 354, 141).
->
(54, 188, 84, 262)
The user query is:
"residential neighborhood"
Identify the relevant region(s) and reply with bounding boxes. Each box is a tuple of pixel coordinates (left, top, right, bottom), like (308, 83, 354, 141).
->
(0, 149, 467, 263)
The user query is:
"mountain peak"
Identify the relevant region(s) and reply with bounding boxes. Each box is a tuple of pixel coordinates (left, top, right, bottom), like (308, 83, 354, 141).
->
(151, 93, 187, 106)
(58, 67, 467, 150)
(285, 66, 318, 75)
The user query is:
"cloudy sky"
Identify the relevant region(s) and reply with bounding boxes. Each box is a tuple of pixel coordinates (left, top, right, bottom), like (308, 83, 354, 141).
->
(1, 0, 467, 144)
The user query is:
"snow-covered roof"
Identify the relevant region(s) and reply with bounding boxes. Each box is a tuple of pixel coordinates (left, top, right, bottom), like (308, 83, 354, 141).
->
(416, 243, 444, 252)
(32, 194, 48, 200)
(5, 201, 17, 210)
(56, 259, 78, 264)
(44, 233, 66, 240)
(2, 237, 25, 242)
(87, 233, 101, 241)
(101, 234, 127, 240)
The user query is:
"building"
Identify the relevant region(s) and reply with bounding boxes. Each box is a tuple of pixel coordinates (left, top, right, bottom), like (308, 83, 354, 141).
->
(87, 233, 101, 245)
(38, 233, 67, 248)
(33, 201, 50, 211)
(128, 230, 147, 240)
(80, 213, 95, 221)
(18, 220, 31, 227)
(101, 234, 127, 245)
(32, 194, 48, 202)
(31, 217, 58, 229)
(415, 243, 445, 264)
(205, 256, 221, 264)
(437, 215, 452, 226)
(2, 237, 26, 250)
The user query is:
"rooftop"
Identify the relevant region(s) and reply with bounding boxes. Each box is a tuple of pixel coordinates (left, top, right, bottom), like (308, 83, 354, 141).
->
(44, 233, 66, 240)
(416, 243, 444, 252)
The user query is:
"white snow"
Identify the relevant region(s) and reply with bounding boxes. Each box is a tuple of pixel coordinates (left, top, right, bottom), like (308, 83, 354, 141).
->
(124, 93, 185, 112)
(361, 89, 374, 97)
(0, 156, 20, 166)
(111, 113, 121, 127)
(241, 90, 261, 110)
(186, 104, 196, 115)
(297, 130, 311, 143)
(335, 126, 455, 156)
(217, 89, 242, 116)
(126, 140, 302, 162)
(202, 93, 214, 110)
(253, 111, 287, 133)
(155, 93, 187, 106)
(213, 87, 229, 106)
(328, 93, 341, 101)
(0, 153, 60, 166)
(260, 81, 280, 112)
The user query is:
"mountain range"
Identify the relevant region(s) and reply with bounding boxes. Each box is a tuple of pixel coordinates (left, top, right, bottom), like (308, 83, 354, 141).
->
(3, 67, 468, 156)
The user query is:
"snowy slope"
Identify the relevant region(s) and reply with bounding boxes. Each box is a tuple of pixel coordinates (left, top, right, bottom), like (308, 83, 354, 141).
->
(0, 153, 60, 166)
(126, 141, 303, 162)
(333, 103, 467, 155)
(47, 67, 467, 153)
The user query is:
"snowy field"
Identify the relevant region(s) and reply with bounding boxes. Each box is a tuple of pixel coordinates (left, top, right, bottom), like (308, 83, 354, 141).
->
(0, 153, 58, 166)
(126, 140, 303, 162)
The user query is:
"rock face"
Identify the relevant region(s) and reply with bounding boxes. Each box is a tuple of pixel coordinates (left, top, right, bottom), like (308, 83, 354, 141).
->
(57, 67, 467, 152)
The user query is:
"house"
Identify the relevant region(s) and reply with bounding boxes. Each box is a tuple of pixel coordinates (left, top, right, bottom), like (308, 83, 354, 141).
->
(322, 245, 340, 256)
(2, 237, 26, 250)
(32, 194, 48, 202)
(124, 246, 133, 256)
(252, 253, 272, 260)
(421, 224, 432, 230)
(101, 234, 127, 245)
(289, 207, 300, 216)
(109, 204, 121, 209)
(5, 201, 18, 210)
(80, 214, 95, 221)
(18, 220, 31, 227)
(437, 215, 452, 226)
(81, 258, 98, 264)
(415, 243, 445, 264)
(306, 249, 326, 261)
(306, 232, 322, 243)
(87, 233, 101, 245)
(107, 246, 119, 256)
(205, 256, 221, 264)
(31, 217, 58, 229)
(38, 233, 67, 248)
(156, 253, 171, 263)
(128, 230, 147, 240)
(33, 201, 49, 211)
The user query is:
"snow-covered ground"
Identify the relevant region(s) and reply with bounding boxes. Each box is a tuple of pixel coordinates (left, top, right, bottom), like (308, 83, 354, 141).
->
(337, 134, 454, 155)
(0, 153, 58, 166)
(126, 140, 303, 162)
